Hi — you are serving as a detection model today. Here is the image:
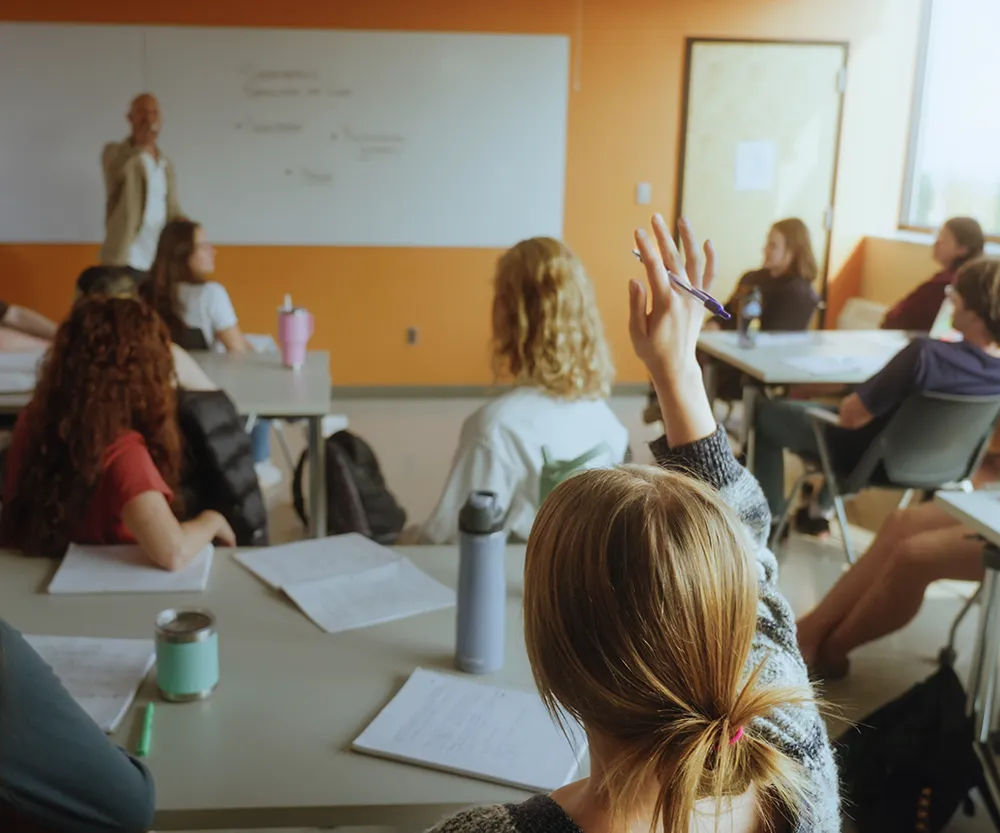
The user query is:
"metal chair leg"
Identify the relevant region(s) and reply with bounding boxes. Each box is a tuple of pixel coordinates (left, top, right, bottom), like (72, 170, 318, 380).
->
(769, 470, 811, 551)
(832, 495, 857, 564)
(272, 421, 297, 473)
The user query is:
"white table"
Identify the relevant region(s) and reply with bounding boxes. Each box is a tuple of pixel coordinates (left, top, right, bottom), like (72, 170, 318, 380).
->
(190, 351, 332, 538)
(936, 491, 1000, 815)
(697, 330, 909, 469)
(0, 350, 332, 538)
(0, 546, 539, 830)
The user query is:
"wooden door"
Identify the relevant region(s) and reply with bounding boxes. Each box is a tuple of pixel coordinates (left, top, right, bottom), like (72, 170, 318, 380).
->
(676, 40, 847, 316)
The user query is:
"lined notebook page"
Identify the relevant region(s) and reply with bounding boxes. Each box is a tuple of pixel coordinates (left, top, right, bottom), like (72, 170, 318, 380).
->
(25, 635, 155, 733)
(49, 544, 214, 594)
(283, 558, 455, 634)
(353, 668, 587, 792)
(235, 533, 400, 590)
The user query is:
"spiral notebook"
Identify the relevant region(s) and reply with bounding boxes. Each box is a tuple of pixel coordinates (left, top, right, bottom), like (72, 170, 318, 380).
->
(353, 668, 588, 792)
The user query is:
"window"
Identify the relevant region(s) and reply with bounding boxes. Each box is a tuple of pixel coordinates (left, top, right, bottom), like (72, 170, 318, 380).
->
(902, 0, 1000, 238)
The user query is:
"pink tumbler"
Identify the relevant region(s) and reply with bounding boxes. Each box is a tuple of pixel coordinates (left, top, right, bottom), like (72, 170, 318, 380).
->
(277, 306, 314, 371)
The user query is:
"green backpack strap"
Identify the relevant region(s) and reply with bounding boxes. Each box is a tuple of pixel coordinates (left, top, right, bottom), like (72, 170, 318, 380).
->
(539, 443, 613, 503)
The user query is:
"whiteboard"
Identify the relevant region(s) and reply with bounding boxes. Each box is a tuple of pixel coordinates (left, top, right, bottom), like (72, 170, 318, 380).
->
(0, 24, 570, 247)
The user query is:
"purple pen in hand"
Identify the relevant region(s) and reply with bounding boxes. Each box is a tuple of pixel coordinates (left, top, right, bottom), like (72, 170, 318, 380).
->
(632, 249, 731, 321)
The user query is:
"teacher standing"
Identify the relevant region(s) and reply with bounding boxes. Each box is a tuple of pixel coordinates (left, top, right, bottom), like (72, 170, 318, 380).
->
(100, 93, 183, 269)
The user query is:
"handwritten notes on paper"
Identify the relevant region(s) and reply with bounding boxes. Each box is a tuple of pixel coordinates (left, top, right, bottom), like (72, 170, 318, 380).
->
(235, 534, 455, 634)
(25, 635, 155, 732)
(353, 668, 588, 792)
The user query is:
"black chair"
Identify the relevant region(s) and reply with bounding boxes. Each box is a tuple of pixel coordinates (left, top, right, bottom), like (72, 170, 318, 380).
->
(770, 391, 1000, 562)
(175, 327, 210, 352)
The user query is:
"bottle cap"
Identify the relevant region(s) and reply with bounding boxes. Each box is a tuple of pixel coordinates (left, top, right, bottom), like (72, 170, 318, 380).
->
(459, 491, 504, 534)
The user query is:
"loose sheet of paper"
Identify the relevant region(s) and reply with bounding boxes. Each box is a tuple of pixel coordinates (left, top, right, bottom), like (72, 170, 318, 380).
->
(749, 332, 821, 347)
(782, 354, 889, 378)
(24, 635, 155, 733)
(0, 351, 45, 372)
(734, 140, 777, 192)
(0, 370, 37, 392)
(235, 533, 401, 590)
(49, 544, 214, 594)
(283, 557, 456, 634)
(353, 668, 587, 792)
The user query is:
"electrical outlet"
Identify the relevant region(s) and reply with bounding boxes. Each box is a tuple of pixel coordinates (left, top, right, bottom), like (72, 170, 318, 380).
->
(406, 327, 419, 345)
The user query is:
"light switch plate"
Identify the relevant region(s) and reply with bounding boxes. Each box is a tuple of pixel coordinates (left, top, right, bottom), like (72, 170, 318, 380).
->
(636, 182, 652, 205)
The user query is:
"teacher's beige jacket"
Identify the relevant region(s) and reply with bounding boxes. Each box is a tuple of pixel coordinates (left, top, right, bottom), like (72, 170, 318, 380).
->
(99, 138, 183, 266)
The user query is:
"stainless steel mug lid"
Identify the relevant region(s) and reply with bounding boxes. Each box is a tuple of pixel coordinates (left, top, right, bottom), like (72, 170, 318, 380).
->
(156, 608, 216, 643)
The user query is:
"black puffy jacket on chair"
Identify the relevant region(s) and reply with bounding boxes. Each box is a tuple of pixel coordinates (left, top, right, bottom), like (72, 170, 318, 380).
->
(176, 389, 269, 547)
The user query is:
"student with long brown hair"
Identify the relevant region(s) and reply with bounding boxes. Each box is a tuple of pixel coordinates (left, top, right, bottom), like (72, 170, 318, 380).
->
(0, 296, 235, 569)
(432, 216, 837, 833)
(720, 218, 820, 330)
(882, 216, 985, 331)
(142, 219, 250, 352)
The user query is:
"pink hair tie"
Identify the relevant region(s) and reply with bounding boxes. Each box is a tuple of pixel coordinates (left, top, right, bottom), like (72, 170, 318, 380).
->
(729, 726, 745, 745)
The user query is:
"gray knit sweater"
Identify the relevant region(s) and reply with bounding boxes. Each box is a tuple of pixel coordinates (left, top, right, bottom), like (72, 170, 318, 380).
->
(429, 426, 840, 833)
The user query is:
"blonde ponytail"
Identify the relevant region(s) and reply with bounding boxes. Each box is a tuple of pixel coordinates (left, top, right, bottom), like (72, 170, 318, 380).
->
(524, 465, 818, 832)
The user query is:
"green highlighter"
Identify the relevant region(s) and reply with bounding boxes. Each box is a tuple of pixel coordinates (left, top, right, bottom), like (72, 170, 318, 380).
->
(136, 703, 156, 758)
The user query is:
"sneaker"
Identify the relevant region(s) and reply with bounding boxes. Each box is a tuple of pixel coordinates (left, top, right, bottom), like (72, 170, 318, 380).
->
(254, 460, 283, 490)
(794, 506, 831, 537)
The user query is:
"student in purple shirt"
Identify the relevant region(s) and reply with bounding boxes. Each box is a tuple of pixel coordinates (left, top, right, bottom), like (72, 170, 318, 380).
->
(752, 256, 1000, 525)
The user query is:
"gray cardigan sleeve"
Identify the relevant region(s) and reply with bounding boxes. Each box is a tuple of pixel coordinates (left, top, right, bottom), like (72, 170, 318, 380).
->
(0, 621, 156, 833)
(651, 427, 841, 833)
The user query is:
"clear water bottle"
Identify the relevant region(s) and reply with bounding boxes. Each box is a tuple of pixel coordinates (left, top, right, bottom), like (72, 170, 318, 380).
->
(738, 287, 764, 348)
(456, 491, 507, 674)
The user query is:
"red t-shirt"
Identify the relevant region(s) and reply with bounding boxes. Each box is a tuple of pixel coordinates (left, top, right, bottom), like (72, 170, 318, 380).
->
(1, 411, 173, 546)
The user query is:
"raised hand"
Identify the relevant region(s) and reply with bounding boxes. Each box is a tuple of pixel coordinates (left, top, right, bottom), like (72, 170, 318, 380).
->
(629, 214, 718, 446)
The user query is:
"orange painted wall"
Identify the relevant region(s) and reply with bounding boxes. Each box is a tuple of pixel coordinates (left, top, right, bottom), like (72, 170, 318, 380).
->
(0, 0, 921, 385)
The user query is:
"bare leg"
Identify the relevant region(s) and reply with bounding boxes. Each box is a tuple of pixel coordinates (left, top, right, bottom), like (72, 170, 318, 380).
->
(796, 502, 963, 664)
(819, 524, 984, 665)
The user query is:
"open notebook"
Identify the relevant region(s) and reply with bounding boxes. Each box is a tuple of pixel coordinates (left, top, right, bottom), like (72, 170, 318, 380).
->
(25, 635, 155, 733)
(48, 544, 214, 594)
(236, 534, 455, 634)
(354, 669, 588, 792)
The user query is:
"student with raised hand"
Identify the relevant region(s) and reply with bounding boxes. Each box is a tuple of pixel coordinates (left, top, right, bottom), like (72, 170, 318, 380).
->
(0, 619, 155, 833)
(881, 216, 984, 331)
(430, 216, 838, 833)
(646, 218, 820, 421)
(418, 237, 628, 545)
(0, 296, 236, 570)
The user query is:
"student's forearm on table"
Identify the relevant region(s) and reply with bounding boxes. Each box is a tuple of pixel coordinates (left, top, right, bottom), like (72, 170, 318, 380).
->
(5, 306, 57, 340)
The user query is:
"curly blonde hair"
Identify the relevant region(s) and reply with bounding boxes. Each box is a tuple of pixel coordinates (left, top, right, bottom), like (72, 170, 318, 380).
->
(491, 237, 614, 398)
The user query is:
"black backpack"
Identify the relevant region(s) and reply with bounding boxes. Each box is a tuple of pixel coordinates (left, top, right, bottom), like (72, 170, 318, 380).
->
(292, 430, 406, 544)
(837, 663, 992, 832)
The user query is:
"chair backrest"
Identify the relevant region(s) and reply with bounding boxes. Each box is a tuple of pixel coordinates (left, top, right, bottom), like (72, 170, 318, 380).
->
(176, 327, 210, 352)
(848, 391, 1000, 490)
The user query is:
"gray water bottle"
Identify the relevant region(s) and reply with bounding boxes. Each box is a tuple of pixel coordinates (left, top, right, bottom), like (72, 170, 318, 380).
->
(456, 491, 507, 674)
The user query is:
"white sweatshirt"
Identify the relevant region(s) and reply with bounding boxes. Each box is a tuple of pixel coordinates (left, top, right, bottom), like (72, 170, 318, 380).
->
(420, 387, 629, 545)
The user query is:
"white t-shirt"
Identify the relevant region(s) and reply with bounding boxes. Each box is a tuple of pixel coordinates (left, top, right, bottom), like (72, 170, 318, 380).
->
(175, 282, 239, 350)
(127, 152, 168, 271)
(420, 387, 629, 545)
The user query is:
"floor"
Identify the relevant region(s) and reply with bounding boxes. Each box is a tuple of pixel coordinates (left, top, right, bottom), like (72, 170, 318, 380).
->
(218, 394, 993, 832)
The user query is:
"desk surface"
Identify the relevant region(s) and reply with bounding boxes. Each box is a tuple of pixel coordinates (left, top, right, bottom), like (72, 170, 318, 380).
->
(0, 546, 536, 831)
(189, 351, 331, 418)
(0, 351, 332, 418)
(697, 330, 910, 385)
(935, 491, 1000, 547)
